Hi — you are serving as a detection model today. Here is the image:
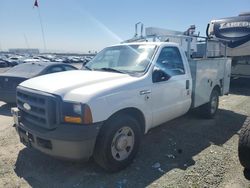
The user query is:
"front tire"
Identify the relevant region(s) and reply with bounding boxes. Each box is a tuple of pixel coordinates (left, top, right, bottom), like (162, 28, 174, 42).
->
(93, 114, 142, 172)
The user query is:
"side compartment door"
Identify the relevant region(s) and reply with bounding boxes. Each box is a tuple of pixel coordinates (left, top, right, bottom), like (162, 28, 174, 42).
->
(223, 58, 231, 94)
(151, 46, 192, 127)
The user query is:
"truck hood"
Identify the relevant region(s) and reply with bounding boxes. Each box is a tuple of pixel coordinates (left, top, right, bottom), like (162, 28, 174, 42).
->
(19, 70, 139, 102)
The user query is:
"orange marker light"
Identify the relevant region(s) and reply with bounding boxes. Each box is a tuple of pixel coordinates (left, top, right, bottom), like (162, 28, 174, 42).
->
(64, 116, 82, 124)
(83, 105, 93, 124)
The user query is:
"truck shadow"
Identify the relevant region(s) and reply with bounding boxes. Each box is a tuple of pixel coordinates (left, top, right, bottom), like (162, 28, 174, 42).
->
(14, 109, 246, 188)
(230, 78, 250, 96)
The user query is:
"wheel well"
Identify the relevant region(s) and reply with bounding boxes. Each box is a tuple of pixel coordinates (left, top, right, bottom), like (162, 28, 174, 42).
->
(107, 108, 146, 133)
(213, 85, 221, 96)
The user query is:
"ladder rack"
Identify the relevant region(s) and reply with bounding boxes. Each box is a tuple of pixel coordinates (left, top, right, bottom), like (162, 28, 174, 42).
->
(123, 23, 229, 60)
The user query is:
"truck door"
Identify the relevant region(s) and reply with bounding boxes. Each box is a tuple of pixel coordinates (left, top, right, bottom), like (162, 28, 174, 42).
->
(151, 46, 192, 127)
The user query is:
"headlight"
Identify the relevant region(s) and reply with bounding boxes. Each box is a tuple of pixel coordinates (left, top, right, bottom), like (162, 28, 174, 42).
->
(73, 104, 82, 115)
(62, 102, 92, 124)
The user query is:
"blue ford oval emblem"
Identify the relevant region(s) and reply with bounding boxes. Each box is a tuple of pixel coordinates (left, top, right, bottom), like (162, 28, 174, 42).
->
(23, 103, 31, 111)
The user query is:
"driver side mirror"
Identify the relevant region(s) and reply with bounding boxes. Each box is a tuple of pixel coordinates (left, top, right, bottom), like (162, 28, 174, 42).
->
(152, 67, 171, 83)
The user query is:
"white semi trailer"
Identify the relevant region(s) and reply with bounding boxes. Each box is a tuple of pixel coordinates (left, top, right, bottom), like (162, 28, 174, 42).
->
(206, 12, 250, 79)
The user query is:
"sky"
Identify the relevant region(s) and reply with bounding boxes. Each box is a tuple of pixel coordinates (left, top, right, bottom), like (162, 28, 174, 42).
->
(0, 0, 249, 53)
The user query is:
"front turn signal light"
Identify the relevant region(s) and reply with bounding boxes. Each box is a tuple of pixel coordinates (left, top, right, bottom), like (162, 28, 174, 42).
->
(83, 105, 93, 124)
(64, 116, 82, 124)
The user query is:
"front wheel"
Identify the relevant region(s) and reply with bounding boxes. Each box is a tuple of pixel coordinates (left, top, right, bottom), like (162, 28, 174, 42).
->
(200, 89, 219, 119)
(93, 114, 142, 172)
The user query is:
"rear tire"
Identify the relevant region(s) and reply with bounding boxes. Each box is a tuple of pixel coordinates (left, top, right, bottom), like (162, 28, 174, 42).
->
(200, 89, 219, 119)
(93, 114, 142, 172)
(238, 117, 250, 169)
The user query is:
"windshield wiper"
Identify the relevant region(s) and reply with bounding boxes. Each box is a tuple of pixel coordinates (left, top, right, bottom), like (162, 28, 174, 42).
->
(98, 67, 126, 74)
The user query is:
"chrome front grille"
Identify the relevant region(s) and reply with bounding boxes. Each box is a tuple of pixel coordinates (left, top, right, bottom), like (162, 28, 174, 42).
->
(16, 87, 58, 129)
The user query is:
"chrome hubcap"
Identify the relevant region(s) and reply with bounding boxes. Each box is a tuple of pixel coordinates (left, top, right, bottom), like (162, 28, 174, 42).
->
(116, 135, 128, 150)
(111, 126, 135, 161)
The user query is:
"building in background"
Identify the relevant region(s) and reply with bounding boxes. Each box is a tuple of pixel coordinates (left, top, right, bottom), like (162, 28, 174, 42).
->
(9, 48, 39, 54)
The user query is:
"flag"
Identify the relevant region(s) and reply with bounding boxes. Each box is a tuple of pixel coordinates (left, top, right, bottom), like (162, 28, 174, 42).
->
(34, 0, 39, 8)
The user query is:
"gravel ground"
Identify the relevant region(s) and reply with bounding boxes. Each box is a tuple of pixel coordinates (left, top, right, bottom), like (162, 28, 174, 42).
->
(0, 78, 250, 188)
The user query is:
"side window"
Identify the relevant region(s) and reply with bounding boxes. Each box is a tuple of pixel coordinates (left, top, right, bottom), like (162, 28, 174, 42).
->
(156, 47, 185, 76)
(46, 66, 64, 74)
(64, 65, 76, 71)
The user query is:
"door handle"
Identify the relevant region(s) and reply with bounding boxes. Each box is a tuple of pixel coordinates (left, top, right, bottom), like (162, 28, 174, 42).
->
(140, 90, 151, 95)
(186, 80, 190, 90)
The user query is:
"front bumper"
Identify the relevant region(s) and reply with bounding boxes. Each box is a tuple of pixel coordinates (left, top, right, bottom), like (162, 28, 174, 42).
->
(12, 108, 102, 160)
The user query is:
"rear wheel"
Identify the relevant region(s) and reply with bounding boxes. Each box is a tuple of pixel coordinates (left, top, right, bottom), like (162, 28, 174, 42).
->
(200, 89, 219, 119)
(94, 114, 142, 172)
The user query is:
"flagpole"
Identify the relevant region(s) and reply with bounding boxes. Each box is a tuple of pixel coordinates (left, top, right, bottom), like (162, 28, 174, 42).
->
(34, 0, 47, 53)
(37, 8, 47, 52)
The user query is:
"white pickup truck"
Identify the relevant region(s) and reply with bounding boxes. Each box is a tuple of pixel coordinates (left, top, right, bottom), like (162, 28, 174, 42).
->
(12, 42, 231, 172)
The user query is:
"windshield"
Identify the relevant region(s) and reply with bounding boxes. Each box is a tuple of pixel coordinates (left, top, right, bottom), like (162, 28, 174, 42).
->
(85, 44, 156, 75)
(6, 63, 45, 77)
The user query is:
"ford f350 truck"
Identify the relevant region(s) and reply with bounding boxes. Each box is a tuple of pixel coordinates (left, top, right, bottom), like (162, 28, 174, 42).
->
(12, 42, 231, 172)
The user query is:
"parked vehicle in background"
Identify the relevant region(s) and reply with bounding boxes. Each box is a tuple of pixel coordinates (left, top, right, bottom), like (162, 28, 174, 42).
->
(63, 56, 86, 64)
(23, 58, 48, 63)
(206, 12, 250, 79)
(0, 58, 18, 67)
(0, 59, 10, 68)
(12, 41, 231, 172)
(238, 117, 250, 171)
(0, 62, 77, 103)
(7, 56, 24, 65)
